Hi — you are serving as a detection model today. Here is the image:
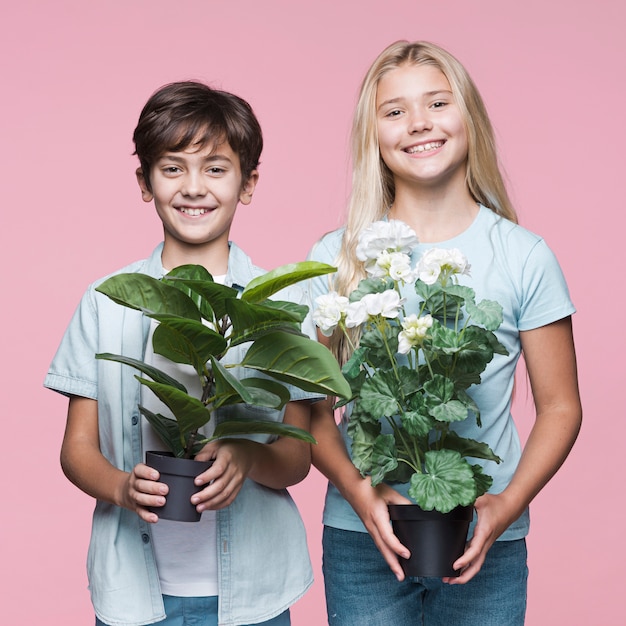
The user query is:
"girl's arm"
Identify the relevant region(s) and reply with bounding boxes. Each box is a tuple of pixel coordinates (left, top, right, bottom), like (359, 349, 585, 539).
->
(446, 316, 582, 584)
(192, 399, 312, 511)
(310, 392, 412, 582)
(60, 396, 168, 523)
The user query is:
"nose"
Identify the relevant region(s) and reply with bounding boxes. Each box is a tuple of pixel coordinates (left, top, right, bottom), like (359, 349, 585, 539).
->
(181, 170, 208, 198)
(407, 108, 432, 133)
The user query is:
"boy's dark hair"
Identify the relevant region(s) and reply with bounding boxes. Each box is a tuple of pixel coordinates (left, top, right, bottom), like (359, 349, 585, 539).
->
(133, 81, 263, 191)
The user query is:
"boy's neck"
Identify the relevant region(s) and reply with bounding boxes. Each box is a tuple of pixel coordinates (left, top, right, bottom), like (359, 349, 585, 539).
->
(160, 238, 230, 275)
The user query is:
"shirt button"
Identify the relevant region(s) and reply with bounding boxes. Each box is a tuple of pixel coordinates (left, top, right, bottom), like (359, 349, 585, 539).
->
(142, 533, 150, 544)
(131, 415, 139, 426)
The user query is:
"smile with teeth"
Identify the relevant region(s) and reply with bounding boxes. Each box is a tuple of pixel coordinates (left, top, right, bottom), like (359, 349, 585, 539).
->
(178, 207, 212, 216)
(405, 140, 444, 154)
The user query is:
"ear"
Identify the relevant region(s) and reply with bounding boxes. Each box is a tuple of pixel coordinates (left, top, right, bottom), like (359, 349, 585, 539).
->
(136, 168, 153, 202)
(239, 169, 259, 206)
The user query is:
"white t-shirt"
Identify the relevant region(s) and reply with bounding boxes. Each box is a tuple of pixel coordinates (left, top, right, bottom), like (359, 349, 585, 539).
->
(141, 272, 227, 597)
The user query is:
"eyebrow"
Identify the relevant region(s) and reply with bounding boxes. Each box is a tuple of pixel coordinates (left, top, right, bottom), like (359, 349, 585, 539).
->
(377, 90, 453, 111)
(158, 153, 234, 164)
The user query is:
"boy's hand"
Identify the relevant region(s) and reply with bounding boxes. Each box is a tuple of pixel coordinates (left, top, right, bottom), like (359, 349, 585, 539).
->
(121, 463, 169, 523)
(192, 440, 256, 511)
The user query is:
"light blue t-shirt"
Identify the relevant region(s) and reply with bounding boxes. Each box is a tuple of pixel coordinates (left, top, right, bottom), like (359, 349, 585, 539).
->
(45, 242, 317, 626)
(308, 207, 575, 541)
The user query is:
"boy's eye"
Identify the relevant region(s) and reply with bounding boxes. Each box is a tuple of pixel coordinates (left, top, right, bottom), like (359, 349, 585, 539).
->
(208, 167, 226, 175)
(162, 166, 181, 174)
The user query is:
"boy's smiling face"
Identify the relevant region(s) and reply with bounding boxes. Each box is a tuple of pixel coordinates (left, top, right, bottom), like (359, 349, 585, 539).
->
(137, 138, 258, 270)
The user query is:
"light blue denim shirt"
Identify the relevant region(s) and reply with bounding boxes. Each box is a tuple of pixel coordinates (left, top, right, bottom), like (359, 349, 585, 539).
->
(45, 242, 316, 626)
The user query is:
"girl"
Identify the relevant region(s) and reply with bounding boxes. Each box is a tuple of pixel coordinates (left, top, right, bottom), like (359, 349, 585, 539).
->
(308, 41, 582, 626)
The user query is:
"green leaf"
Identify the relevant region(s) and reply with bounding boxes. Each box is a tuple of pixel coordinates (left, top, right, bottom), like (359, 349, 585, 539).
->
(348, 419, 380, 475)
(400, 409, 433, 438)
(342, 346, 368, 381)
(241, 331, 351, 399)
(408, 449, 477, 513)
(349, 276, 395, 302)
(423, 374, 454, 404)
(163, 265, 216, 320)
(241, 261, 337, 303)
(370, 434, 398, 486)
(211, 359, 290, 410)
(359, 371, 401, 419)
(138, 406, 185, 457)
(466, 298, 503, 331)
(471, 464, 494, 498)
(212, 418, 316, 444)
(138, 378, 212, 436)
(430, 400, 468, 423)
(165, 277, 238, 321)
(150, 316, 227, 374)
(359, 323, 399, 369)
(442, 431, 502, 463)
(95, 353, 187, 392)
(96, 274, 201, 321)
(226, 298, 303, 345)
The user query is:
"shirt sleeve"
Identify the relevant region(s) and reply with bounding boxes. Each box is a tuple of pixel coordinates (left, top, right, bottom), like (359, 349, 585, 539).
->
(306, 232, 342, 304)
(518, 238, 575, 331)
(43, 287, 99, 399)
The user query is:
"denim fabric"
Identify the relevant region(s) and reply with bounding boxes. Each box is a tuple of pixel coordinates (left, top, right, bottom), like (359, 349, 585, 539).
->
(323, 526, 527, 626)
(96, 595, 291, 626)
(46, 242, 314, 626)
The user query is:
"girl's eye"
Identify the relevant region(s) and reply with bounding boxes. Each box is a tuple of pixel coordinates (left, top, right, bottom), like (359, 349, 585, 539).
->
(431, 101, 447, 109)
(385, 109, 402, 118)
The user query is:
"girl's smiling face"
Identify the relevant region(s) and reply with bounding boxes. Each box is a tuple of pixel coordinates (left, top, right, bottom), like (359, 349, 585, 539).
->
(375, 63, 469, 193)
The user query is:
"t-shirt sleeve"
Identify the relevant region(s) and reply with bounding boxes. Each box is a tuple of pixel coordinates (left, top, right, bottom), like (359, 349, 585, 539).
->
(306, 233, 341, 304)
(43, 288, 99, 399)
(518, 238, 575, 331)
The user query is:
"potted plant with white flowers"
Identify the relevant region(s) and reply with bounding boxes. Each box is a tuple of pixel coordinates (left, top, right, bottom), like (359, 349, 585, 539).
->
(313, 220, 506, 576)
(96, 261, 351, 522)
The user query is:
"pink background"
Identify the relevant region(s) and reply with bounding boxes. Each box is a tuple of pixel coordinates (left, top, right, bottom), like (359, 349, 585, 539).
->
(2, 1, 623, 624)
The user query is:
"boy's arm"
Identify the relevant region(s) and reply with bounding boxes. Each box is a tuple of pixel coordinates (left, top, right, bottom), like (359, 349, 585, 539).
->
(61, 396, 168, 523)
(192, 399, 312, 511)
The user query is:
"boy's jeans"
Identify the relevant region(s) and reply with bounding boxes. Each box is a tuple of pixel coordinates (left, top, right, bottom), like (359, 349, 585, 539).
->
(96, 595, 290, 626)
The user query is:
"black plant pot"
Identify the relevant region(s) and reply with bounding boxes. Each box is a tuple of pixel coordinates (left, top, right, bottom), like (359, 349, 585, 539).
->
(388, 503, 474, 578)
(146, 451, 213, 522)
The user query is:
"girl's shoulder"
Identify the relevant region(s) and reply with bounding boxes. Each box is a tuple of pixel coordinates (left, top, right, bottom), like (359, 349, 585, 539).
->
(308, 227, 346, 263)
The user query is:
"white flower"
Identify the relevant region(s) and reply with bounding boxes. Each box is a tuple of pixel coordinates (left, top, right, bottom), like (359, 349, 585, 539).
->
(388, 253, 416, 283)
(397, 313, 434, 354)
(416, 248, 471, 284)
(356, 220, 419, 262)
(345, 300, 369, 328)
(345, 290, 404, 328)
(364, 250, 415, 284)
(313, 292, 349, 336)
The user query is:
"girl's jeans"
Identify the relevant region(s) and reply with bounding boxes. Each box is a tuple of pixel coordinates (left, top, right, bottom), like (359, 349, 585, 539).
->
(96, 596, 290, 626)
(323, 525, 527, 626)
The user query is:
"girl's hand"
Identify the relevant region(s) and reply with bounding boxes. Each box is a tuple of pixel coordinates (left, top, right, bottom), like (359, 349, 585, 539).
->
(443, 491, 519, 585)
(120, 463, 168, 524)
(347, 479, 412, 581)
(191, 440, 255, 511)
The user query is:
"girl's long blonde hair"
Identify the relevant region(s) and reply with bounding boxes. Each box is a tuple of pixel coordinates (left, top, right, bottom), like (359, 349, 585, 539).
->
(330, 40, 517, 364)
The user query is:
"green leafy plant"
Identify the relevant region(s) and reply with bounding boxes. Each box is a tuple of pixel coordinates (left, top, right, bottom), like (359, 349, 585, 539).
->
(313, 221, 507, 513)
(96, 261, 351, 459)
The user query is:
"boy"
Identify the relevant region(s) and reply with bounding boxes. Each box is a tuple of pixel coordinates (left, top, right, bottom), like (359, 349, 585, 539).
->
(45, 82, 314, 626)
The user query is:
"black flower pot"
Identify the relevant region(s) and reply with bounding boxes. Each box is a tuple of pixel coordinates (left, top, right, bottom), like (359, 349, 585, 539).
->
(146, 451, 213, 522)
(388, 503, 474, 577)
